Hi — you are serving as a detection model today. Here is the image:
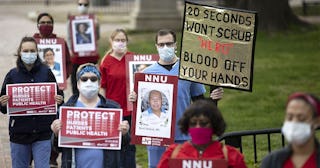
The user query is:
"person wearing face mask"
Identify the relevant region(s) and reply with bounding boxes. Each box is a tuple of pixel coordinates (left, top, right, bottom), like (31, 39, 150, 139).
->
(261, 92, 320, 168)
(68, 0, 100, 95)
(0, 36, 64, 168)
(50, 63, 131, 168)
(157, 98, 247, 168)
(33, 13, 72, 80)
(128, 29, 224, 168)
(99, 28, 137, 168)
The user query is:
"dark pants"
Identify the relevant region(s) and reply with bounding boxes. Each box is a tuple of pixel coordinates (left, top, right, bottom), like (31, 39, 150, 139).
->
(120, 116, 136, 168)
(71, 64, 80, 95)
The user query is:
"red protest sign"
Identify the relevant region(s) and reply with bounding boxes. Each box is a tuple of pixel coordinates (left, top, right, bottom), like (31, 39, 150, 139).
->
(6, 83, 57, 116)
(58, 107, 122, 150)
(35, 38, 68, 90)
(69, 14, 98, 56)
(131, 73, 178, 146)
(125, 54, 159, 111)
(169, 158, 227, 168)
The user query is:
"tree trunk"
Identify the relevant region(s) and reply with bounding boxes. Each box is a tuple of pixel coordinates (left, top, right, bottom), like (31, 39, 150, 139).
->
(221, 0, 312, 32)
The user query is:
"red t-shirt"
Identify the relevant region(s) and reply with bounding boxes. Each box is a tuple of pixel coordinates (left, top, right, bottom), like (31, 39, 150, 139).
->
(99, 52, 133, 117)
(283, 151, 316, 168)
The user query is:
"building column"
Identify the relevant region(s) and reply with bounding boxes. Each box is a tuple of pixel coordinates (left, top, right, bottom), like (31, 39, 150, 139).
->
(130, 0, 182, 31)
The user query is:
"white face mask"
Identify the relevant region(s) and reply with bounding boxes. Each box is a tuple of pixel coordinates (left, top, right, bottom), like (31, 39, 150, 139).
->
(112, 41, 127, 53)
(21, 52, 37, 65)
(281, 121, 312, 145)
(79, 80, 99, 99)
(78, 5, 89, 14)
(157, 46, 175, 62)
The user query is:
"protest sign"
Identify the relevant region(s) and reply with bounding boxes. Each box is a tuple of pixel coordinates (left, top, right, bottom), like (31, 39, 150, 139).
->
(131, 73, 178, 146)
(169, 158, 227, 168)
(6, 83, 57, 116)
(59, 107, 122, 150)
(69, 14, 98, 55)
(125, 54, 159, 111)
(179, 1, 257, 91)
(35, 38, 67, 90)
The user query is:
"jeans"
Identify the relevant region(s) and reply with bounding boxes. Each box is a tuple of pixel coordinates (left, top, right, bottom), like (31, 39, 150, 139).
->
(147, 146, 166, 168)
(11, 140, 51, 168)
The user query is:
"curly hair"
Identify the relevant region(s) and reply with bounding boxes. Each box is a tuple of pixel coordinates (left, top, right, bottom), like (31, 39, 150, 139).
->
(179, 98, 226, 136)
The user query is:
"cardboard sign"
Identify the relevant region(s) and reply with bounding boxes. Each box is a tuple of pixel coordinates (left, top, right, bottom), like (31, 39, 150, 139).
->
(125, 54, 159, 111)
(179, 1, 258, 91)
(6, 83, 57, 116)
(69, 14, 98, 56)
(58, 107, 122, 150)
(131, 73, 178, 146)
(35, 38, 68, 90)
(169, 158, 228, 168)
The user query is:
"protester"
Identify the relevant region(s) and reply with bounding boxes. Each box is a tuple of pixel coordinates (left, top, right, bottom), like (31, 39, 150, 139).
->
(261, 92, 320, 168)
(99, 28, 137, 168)
(68, 0, 100, 95)
(140, 90, 169, 127)
(0, 36, 64, 168)
(157, 98, 246, 168)
(51, 63, 131, 167)
(33, 12, 72, 79)
(129, 29, 224, 168)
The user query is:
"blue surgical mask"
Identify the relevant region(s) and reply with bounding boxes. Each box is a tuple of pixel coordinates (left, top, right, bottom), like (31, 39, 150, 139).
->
(157, 46, 175, 62)
(79, 80, 99, 99)
(21, 52, 37, 65)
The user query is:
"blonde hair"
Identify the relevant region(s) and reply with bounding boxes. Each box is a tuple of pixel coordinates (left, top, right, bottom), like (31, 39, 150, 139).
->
(100, 29, 128, 64)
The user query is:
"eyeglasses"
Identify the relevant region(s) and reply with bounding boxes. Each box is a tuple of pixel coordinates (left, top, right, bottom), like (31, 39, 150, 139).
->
(80, 76, 98, 82)
(38, 21, 53, 25)
(22, 49, 36, 53)
(79, 3, 89, 6)
(113, 39, 127, 42)
(189, 121, 210, 127)
(157, 42, 175, 48)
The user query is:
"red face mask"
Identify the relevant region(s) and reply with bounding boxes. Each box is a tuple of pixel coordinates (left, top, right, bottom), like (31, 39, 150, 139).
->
(189, 127, 213, 145)
(38, 24, 53, 37)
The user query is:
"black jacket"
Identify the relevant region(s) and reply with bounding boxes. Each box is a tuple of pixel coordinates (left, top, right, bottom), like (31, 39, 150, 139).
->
(0, 58, 63, 144)
(58, 94, 130, 168)
(260, 139, 320, 168)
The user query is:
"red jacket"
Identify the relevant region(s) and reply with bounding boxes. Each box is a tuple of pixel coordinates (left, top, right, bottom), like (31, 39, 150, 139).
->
(157, 141, 247, 168)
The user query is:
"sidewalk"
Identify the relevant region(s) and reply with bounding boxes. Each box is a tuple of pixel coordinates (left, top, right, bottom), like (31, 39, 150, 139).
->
(0, 2, 131, 167)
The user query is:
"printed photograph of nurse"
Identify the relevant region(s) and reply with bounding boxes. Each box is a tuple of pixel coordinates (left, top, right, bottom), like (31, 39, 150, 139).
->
(135, 82, 173, 138)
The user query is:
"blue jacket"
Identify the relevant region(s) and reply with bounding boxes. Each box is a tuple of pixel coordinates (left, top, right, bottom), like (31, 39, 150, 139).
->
(0, 57, 63, 144)
(58, 94, 131, 168)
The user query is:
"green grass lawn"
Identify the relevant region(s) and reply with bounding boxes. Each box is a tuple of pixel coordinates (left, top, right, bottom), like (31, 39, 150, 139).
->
(99, 25, 320, 167)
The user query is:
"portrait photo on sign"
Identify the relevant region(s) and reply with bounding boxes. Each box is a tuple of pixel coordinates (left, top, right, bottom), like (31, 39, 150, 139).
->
(38, 45, 64, 83)
(128, 61, 156, 92)
(135, 82, 173, 138)
(71, 19, 95, 52)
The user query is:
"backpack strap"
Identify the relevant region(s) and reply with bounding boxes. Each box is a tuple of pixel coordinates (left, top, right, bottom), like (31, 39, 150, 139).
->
(171, 144, 182, 158)
(222, 143, 228, 161)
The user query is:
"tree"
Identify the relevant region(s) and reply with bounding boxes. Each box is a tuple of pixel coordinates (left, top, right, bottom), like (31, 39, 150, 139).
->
(220, 0, 313, 32)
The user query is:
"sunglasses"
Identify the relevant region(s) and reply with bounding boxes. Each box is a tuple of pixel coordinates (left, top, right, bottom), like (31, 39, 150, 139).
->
(39, 21, 53, 25)
(157, 42, 175, 48)
(80, 76, 98, 82)
(79, 3, 89, 6)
